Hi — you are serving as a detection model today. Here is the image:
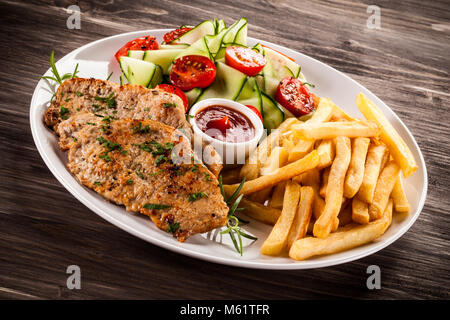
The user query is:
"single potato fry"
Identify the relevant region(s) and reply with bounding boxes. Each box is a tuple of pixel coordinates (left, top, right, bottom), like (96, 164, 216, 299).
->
(239, 198, 281, 225)
(369, 161, 400, 220)
(391, 175, 410, 213)
(287, 99, 334, 162)
(292, 168, 324, 220)
(357, 144, 388, 203)
(290, 200, 393, 260)
(344, 137, 370, 198)
(247, 187, 273, 204)
(319, 167, 330, 198)
(352, 197, 369, 224)
(313, 137, 351, 238)
(287, 186, 314, 249)
(268, 181, 286, 209)
(240, 118, 298, 180)
(261, 181, 301, 255)
(291, 121, 379, 140)
(224, 150, 319, 197)
(317, 139, 335, 169)
(326, 98, 359, 122)
(338, 203, 353, 227)
(356, 93, 417, 178)
(260, 146, 289, 176)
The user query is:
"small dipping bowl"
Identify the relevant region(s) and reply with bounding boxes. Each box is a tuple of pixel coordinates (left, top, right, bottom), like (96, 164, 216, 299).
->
(189, 98, 264, 166)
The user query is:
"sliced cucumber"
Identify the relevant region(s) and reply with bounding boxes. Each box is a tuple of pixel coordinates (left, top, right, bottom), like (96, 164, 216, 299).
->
(216, 19, 226, 33)
(261, 91, 284, 130)
(127, 50, 145, 60)
(264, 74, 280, 98)
(222, 18, 248, 45)
(205, 26, 228, 56)
(184, 87, 203, 107)
(119, 56, 160, 88)
(170, 20, 215, 45)
(197, 61, 247, 101)
(148, 65, 163, 88)
(159, 44, 189, 50)
(264, 46, 301, 79)
(236, 77, 262, 113)
(252, 43, 264, 55)
(175, 36, 212, 60)
(214, 42, 247, 60)
(142, 49, 184, 74)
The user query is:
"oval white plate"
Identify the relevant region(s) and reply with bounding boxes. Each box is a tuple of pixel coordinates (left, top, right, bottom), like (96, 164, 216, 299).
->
(30, 29, 427, 270)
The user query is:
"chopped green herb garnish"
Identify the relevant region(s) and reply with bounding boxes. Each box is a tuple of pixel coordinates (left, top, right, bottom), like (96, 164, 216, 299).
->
(126, 179, 133, 185)
(143, 203, 171, 210)
(164, 142, 174, 151)
(94, 93, 116, 108)
(155, 155, 168, 166)
(65, 98, 72, 102)
(87, 122, 96, 126)
(205, 172, 212, 182)
(150, 169, 164, 177)
(163, 103, 177, 109)
(99, 153, 112, 162)
(135, 170, 145, 179)
(132, 122, 150, 134)
(144, 107, 150, 111)
(191, 164, 199, 172)
(75, 91, 83, 97)
(167, 222, 180, 234)
(94, 181, 102, 186)
(188, 192, 209, 202)
(59, 106, 69, 119)
(72, 137, 77, 142)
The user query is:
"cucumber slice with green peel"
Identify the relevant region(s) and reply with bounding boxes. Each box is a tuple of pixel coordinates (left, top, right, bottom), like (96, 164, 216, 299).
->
(205, 26, 228, 56)
(252, 43, 264, 55)
(175, 36, 212, 60)
(222, 18, 248, 46)
(255, 74, 265, 92)
(236, 77, 262, 113)
(159, 44, 189, 50)
(148, 65, 163, 88)
(264, 75, 280, 98)
(264, 46, 301, 79)
(169, 20, 216, 45)
(214, 42, 247, 60)
(127, 50, 145, 60)
(119, 56, 160, 88)
(261, 91, 284, 131)
(184, 87, 203, 107)
(216, 19, 226, 33)
(197, 61, 247, 101)
(142, 49, 184, 74)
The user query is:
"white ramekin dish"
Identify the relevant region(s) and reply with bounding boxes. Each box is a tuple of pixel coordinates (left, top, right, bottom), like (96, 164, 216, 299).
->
(188, 98, 264, 166)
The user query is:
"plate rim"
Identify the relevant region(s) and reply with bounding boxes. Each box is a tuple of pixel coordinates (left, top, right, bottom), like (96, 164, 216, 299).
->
(30, 29, 428, 270)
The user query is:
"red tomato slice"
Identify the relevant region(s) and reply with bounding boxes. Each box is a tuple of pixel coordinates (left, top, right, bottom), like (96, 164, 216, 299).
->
(155, 84, 189, 112)
(245, 105, 263, 122)
(261, 44, 295, 62)
(275, 77, 314, 117)
(163, 27, 192, 43)
(225, 46, 266, 76)
(114, 36, 158, 62)
(170, 55, 216, 91)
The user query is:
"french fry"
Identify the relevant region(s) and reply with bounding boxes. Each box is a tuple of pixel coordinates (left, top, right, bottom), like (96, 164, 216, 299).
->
(261, 181, 301, 255)
(338, 202, 353, 226)
(240, 118, 298, 180)
(268, 181, 286, 209)
(220, 167, 242, 185)
(319, 167, 330, 198)
(326, 98, 359, 122)
(239, 198, 281, 225)
(313, 137, 351, 238)
(293, 168, 324, 220)
(291, 121, 379, 140)
(357, 144, 388, 203)
(317, 139, 335, 169)
(247, 187, 273, 204)
(289, 200, 393, 260)
(356, 93, 418, 178)
(352, 197, 369, 224)
(287, 186, 314, 249)
(344, 137, 371, 198)
(369, 161, 400, 220)
(224, 150, 319, 197)
(287, 99, 334, 162)
(260, 146, 289, 176)
(391, 175, 410, 213)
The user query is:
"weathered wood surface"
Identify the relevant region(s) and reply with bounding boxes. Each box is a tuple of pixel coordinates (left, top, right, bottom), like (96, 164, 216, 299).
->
(0, 0, 448, 299)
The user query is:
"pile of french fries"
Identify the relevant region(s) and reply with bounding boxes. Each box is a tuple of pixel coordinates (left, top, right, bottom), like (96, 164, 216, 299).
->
(222, 93, 417, 260)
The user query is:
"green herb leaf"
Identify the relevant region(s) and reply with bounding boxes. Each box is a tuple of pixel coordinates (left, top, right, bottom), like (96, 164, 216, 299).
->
(167, 222, 180, 234)
(143, 203, 171, 210)
(188, 192, 209, 202)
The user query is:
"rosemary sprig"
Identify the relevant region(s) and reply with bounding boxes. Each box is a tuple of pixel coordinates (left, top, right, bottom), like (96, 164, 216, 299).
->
(218, 176, 257, 255)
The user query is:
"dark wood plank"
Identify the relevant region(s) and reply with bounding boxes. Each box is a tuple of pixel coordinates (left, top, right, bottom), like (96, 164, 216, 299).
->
(0, 0, 448, 299)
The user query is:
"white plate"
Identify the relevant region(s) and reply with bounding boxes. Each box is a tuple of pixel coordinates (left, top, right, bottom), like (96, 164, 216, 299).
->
(30, 29, 427, 270)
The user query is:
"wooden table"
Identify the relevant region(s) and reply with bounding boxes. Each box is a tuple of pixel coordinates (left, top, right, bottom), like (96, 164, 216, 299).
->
(0, 0, 448, 299)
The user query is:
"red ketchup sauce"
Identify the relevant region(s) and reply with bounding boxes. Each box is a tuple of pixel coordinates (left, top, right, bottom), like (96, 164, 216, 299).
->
(195, 105, 255, 143)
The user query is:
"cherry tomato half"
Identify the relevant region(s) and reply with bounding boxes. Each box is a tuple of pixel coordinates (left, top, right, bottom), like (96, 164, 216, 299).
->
(170, 55, 216, 91)
(245, 105, 263, 122)
(225, 46, 266, 77)
(275, 76, 314, 117)
(155, 84, 189, 112)
(114, 36, 158, 62)
(163, 27, 192, 43)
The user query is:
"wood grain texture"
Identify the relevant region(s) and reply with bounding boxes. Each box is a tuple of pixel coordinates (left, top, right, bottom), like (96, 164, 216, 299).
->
(0, 0, 449, 299)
